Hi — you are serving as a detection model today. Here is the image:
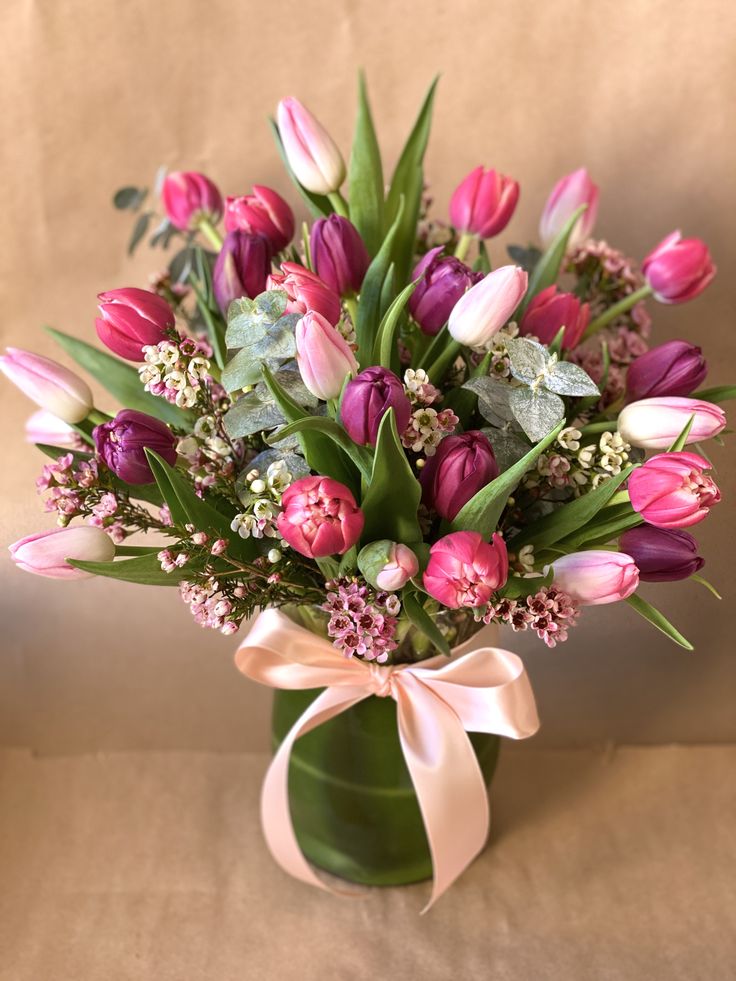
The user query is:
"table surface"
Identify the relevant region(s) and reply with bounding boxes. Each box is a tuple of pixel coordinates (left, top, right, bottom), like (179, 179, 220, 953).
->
(1, 745, 734, 980)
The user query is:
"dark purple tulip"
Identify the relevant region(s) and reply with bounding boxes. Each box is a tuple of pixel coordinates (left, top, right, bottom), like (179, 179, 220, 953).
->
(310, 214, 370, 296)
(213, 231, 273, 313)
(619, 526, 704, 582)
(420, 431, 499, 521)
(341, 366, 412, 447)
(409, 247, 483, 336)
(626, 340, 707, 402)
(94, 409, 177, 485)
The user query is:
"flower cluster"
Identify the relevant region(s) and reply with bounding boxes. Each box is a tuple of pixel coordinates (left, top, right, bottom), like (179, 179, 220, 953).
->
(230, 459, 293, 545)
(402, 406, 459, 456)
(322, 578, 401, 663)
(139, 336, 212, 408)
(482, 586, 580, 648)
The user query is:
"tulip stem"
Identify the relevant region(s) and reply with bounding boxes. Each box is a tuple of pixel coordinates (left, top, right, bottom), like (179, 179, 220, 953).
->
(454, 232, 474, 263)
(86, 409, 109, 426)
(198, 217, 224, 251)
(580, 420, 618, 434)
(328, 191, 350, 219)
(344, 297, 360, 331)
(581, 285, 652, 340)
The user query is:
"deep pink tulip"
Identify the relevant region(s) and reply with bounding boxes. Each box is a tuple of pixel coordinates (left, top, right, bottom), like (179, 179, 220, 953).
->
(619, 526, 704, 582)
(642, 231, 716, 304)
(310, 215, 370, 296)
(0, 348, 92, 424)
(626, 340, 707, 402)
(450, 166, 520, 239)
(295, 311, 358, 401)
(276, 97, 346, 195)
(618, 396, 726, 449)
(93, 410, 177, 485)
(409, 247, 482, 336)
(268, 262, 342, 326)
(277, 476, 364, 557)
(420, 431, 499, 521)
(519, 285, 590, 350)
(96, 287, 175, 361)
(628, 452, 720, 529)
(423, 531, 508, 609)
(448, 266, 528, 348)
(224, 186, 295, 253)
(340, 367, 412, 446)
(549, 550, 639, 605)
(539, 168, 599, 250)
(161, 171, 223, 232)
(9, 526, 115, 579)
(213, 232, 273, 313)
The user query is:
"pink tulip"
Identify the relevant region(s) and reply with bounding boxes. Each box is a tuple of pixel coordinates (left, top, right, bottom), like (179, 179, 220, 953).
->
(277, 476, 364, 557)
(450, 166, 520, 239)
(224, 186, 295, 252)
(9, 526, 115, 580)
(519, 285, 590, 350)
(25, 409, 80, 448)
(0, 348, 92, 424)
(96, 287, 175, 361)
(628, 452, 720, 529)
(161, 171, 223, 232)
(549, 550, 639, 605)
(277, 97, 346, 195)
(618, 396, 726, 449)
(295, 311, 358, 401)
(423, 531, 508, 609)
(375, 543, 420, 591)
(448, 266, 528, 348)
(642, 231, 716, 304)
(539, 167, 599, 250)
(268, 262, 342, 325)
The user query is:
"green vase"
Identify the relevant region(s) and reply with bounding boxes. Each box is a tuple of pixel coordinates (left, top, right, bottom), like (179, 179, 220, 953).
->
(271, 687, 501, 887)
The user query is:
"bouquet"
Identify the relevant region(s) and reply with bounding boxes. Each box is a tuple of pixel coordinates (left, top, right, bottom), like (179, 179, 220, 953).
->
(3, 77, 731, 906)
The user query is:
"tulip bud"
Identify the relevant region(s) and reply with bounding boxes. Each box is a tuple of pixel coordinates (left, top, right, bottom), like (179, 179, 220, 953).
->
(619, 526, 704, 582)
(0, 348, 93, 424)
(409, 247, 483, 336)
(295, 311, 358, 401)
(358, 540, 419, 591)
(519, 285, 590, 350)
(95, 287, 175, 361)
(277, 475, 364, 557)
(340, 367, 412, 446)
(25, 409, 80, 449)
(628, 452, 720, 529)
(448, 266, 528, 348)
(642, 231, 716, 304)
(93, 409, 177, 485)
(539, 168, 599, 250)
(549, 550, 639, 605)
(626, 340, 707, 402)
(450, 166, 520, 239)
(224, 185, 295, 253)
(268, 262, 342, 326)
(213, 231, 273, 313)
(423, 531, 508, 608)
(276, 97, 346, 195)
(310, 215, 370, 296)
(9, 525, 115, 580)
(161, 171, 223, 232)
(618, 397, 726, 449)
(420, 431, 499, 521)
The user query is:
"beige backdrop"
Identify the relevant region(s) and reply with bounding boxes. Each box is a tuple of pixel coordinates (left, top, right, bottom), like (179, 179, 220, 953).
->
(1, 0, 734, 753)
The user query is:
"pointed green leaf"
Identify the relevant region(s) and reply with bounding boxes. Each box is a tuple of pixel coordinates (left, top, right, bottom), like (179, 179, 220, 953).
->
(667, 414, 695, 452)
(361, 410, 422, 544)
(373, 278, 419, 367)
(269, 117, 331, 219)
(501, 568, 554, 599)
(625, 594, 693, 651)
(266, 415, 372, 481)
(355, 196, 405, 364)
(69, 553, 193, 586)
(693, 384, 736, 404)
(347, 72, 384, 256)
(517, 204, 587, 315)
(402, 591, 451, 656)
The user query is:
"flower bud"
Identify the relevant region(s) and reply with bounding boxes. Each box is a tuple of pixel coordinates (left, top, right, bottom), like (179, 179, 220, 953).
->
(626, 340, 707, 402)
(448, 266, 528, 348)
(161, 171, 223, 232)
(519, 285, 590, 350)
(224, 186, 295, 252)
(9, 525, 115, 579)
(549, 550, 639, 605)
(310, 215, 370, 296)
(539, 168, 599, 250)
(617, 397, 725, 449)
(450, 166, 520, 239)
(627, 451, 720, 529)
(341, 367, 411, 446)
(0, 348, 93, 424)
(268, 262, 342, 326)
(358, 540, 419, 591)
(619, 526, 704, 582)
(25, 409, 80, 449)
(420, 431, 499, 521)
(213, 231, 273, 313)
(277, 475, 364, 557)
(295, 311, 358, 401)
(642, 231, 716, 304)
(423, 531, 508, 608)
(95, 287, 175, 361)
(93, 409, 177, 485)
(276, 97, 346, 195)
(409, 247, 482, 336)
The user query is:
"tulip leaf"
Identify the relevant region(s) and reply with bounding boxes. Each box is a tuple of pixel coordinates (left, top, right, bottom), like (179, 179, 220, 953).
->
(361, 409, 422, 544)
(265, 415, 373, 482)
(625, 594, 693, 651)
(517, 204, 587, 316)
(68, 553, 194, 587)
(355, 196, 405, 365)
(348, 72, 384, 256)
(379, 261, 397, 320)
(667, 414, 695, 453)
(500, 569, 554, 599)
(402, 591, 451, 656)
(268, 117, 331, 219)
(373, 278, 419, 368)
(557, 509, 643, 550)
(693, 384, 736, 404)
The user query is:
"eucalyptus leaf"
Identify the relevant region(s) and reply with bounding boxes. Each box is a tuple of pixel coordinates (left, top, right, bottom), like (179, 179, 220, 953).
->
(222, 390, 286, 438)
(113, 186, 148, 210)
(463, 376, 517, 427)
(128, 212, 152, 255)
(545, 360, 600, 397)
(506, 243, 542, 274)
(481, 428, 532, 472)
(509, 387, 565, 442)
(505, 337, 548, 384)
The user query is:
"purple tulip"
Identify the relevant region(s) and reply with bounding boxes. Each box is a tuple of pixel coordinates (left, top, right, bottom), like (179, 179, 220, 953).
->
(420, 431, 499, 521)
(310, 214, 370, 296)
(620, 526, 704, 582)
(626, 340, 707, 401)
(94, 409, 177, 485)
(341, 366, 412, 446)
(409, 247, 483, 336)
(213, 231, 273, 313)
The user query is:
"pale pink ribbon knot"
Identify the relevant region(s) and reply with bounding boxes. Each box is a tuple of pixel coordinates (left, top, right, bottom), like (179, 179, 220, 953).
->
(235, 608, 540, 911)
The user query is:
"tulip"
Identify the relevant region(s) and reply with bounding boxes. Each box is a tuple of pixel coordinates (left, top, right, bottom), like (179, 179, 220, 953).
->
(25, 409, 80, 448)
(448, 266, 528, 348)
(277, 476, 364, 557)
(642, 231, 716, 304)
(268, 262, 342, 326)
(423, 531, 508, 609)
(340, 367, 411, 446)
(618, 397, 726, 449)
(627, 452, 720, 529)
(224, 186, 295, 252)
(625, 340, 707, 402)
(409, 247, 482, 336)
(95, 287, 175, 361)
(420, 431, 499, 521)
(549, 550, 639, 605)
(161, 171, 223, 232)
(276, 97, 346, 195)
(539, 168, 599, 250)
(0, 348, 92, 424)
(358, 540, 419, 591)
(310, 215, 370, 296)
(93, 409, 177, 485)
(519, 285, 590, 350)
(295, 311, 358, 401)
(450, 166, 520, 239)
(9, 525, 115, 580)
(619, 526, 704, 582)
(213, 231, 273, 313)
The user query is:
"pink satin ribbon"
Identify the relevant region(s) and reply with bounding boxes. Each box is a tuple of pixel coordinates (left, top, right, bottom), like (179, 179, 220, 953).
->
(235, 608, 540, 911)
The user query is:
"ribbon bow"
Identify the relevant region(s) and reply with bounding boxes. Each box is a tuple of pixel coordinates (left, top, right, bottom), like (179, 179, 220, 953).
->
(235, 608, 539, 911)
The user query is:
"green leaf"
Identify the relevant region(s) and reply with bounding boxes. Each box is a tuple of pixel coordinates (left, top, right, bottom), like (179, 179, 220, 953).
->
(189, 269, 226, 370)
(558, 509, 643, 550)
(338, 544, 358, 576)
(361, 410, 422, 544)
(693, 384, 736, 404)
(347, 72, 384, 256)
(517, 204, 587, 316)
(379, 261, 397, 321)
(625, 593, 693, 651)
(667, 414, 695, 452)
(501, 569, 554, 599)
(145, 449, 235, 533)
(355, 196, 405, 365)
(474, 241, 491, 274)
(402, 591, 451, 656)
(373, 278, 419, 367)
(690, 574, 722, 600)
(113, 186, 147, 210)
(269, 117, 331, 219)
(266, 415, 372, 481)
(128, 212, 152, 255)
(69, 553, 192, 586)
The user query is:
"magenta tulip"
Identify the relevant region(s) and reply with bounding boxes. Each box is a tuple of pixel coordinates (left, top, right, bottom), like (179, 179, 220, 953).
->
(619, 526, 704, 582)
(277, 476, 363, 557)
(93, 410, 177, 485)
(276, 97, 346, 195)
(423, 531, 509, 609)
(224, 186, 295, 252)
(539, 168, 599, 250)
(549, 551, 639, 605)
(310, 215, 370, 296)
(420, 431, 499, 521)
(161, 171, 223, 232)
(0, 348, 92, 424)
(628, 452, 720, 529)
(96, 287, 175, 361)
(295, 311, 358, 401)
(626, 340, 707, 402)
(618, 397, 726, 449)
(409, 247, 482, 336)
(268, 262, 342, 326)
(448, 266, 528, 348)
(213, 232, 272, 313)
(450, 166, 520, 239)
(9, 525, 115, 580)
(642, 231, 716, 304)
(519, 285, 590, 351)
(340, 367, 412, 446)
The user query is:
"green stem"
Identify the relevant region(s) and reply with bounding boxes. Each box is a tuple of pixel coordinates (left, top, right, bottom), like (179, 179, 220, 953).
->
(87, 409, 109, 426)
(453, 231, 474, 263)
(301, 221, 313, 270)
(604, 489, 631, 508)
(344, 296, 360, 330)
(198, 216, 223, 251)
(328, 191, 350, 219)
(581, 285, 652, 340)
(580, 420, 618, 435)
